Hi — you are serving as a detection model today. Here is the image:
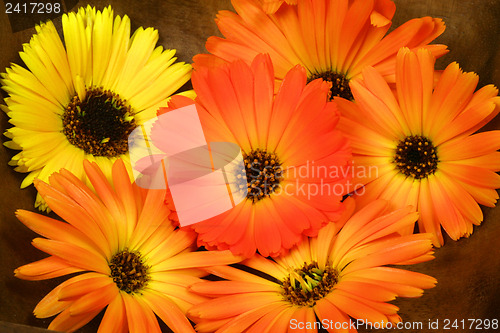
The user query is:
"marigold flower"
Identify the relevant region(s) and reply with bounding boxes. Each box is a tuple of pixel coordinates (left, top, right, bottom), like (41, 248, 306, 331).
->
(188, 200, 436, 333)
(14, 160, 241, 332)
(337, 47, 500, 246)
(194, 0, 447, 100)
(160, 54, 352, 257)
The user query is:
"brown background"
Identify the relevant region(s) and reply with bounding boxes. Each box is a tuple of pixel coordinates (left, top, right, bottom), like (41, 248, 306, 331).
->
(1, 1, 499, 332)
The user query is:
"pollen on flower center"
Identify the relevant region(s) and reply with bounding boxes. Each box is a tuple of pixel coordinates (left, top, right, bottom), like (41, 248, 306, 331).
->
(308, 71, 354, 101)
(282, 262, 338, 307)
(394, 135, 439, 179)
(109, 249, 149, 294)
(240, 148, 283, 203)
(62, 87, 136, 157)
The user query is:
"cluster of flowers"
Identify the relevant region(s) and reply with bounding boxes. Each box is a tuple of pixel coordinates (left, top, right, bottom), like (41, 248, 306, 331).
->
(2, 1, 499, 332)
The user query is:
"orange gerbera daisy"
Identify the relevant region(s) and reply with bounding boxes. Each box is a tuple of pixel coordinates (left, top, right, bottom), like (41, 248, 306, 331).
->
(188, 200, 436, 333)
(160, 54, 351, 258)
(14, 159, 240, 333)
(336, 47, 500, 246)
(194, 0, 448, 100)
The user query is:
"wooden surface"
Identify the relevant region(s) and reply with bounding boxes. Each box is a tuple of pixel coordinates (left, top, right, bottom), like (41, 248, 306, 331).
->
(0, 321, 58, 332)
(0, 1, 499, 332)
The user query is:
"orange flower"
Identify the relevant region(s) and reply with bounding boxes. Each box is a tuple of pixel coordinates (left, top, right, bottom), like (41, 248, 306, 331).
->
(188, 200, 436, 332)
(194, 0, 447, 100)
(160, 54, 352, 258)
(14, 160, 241, 333)
(337, 47, 500, 246)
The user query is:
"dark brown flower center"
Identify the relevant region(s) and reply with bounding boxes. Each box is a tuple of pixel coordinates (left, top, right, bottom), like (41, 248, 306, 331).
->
(62, 87, 136, 157)
(308, 71, 353, 101)
(239, 148, 283, 202)
(282, 262, 338, 307)
(109, 249, 149, 294)
(394, 135, 439, 179)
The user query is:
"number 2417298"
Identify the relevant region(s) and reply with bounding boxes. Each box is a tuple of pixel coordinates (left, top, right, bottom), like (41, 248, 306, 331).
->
(5, 2, 61, 14)
(443, 318, 498, 330)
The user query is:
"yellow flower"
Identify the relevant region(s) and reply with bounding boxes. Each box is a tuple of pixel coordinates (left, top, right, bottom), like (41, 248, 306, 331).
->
(337, 47, 500, 246)
(14, 159, 241, 332)
(1, 5, 192, 210)
(188, 200, 436, 332)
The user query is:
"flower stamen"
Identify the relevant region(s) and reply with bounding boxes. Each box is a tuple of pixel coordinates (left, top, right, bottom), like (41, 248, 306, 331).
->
(282, 262, 338, 307)
(308, 71, 353, 101)
(240, 148, 283, 202)
(394, 135, 438, 179)
(109, 249, 149, 294)
(62, 87, 136, 157)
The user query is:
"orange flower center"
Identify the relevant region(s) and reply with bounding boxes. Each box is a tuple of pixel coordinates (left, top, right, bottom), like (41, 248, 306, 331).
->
(308, 71, 353, 101)
(394, 135, 439, 179)
(282, 262, 338, 307)
(62, 87, 136, 157)
(242, 149, 283, 203)
(109, 249, 149, 294)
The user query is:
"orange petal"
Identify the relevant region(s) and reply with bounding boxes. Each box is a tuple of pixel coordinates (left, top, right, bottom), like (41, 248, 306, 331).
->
(250, 54, 275, 148)
(97, 294, 128, 333)
(428, 174, 469, 240)
(49, 170, 117, 256)
(341, 234, 433, 273)
(253, 200, 283, 257)
(215, 301, 286, 333)
(15, 256, 82, 281)
(15, 209, 105, 257)
(242, 256, 288, 281)
(150, 250, 242, 273)
(48, 307, 102, 333)
(267, 64, 306, 150)
(122, 293, 161, 333)
(59, 273, 114, 301)
(327, 289, 388, 324)
(32, 238, 109, 274)
(68, 284, 118, 316)
(83, 160, 126, 225)
(335, 280, 396, 303)
(188, 292, 279, 319)
(142, 290, 196, 333)
(314, 297, 352, 333)
(190, 280, 281, 297)
(439, 162, 500, 189)
(112, 159, 138, 241)
(331, 200, 390, 262)
(34, 278, 79, 318)
(33, 179, 112, 255)
(245, 303, 290, 333)
(346, 266, 437, 291)
(286, 305, 317, 333)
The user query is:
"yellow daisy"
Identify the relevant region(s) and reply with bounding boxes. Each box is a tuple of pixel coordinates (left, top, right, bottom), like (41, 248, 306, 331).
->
(1, 5, 192, 210)
(14, 159, 241, 332)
